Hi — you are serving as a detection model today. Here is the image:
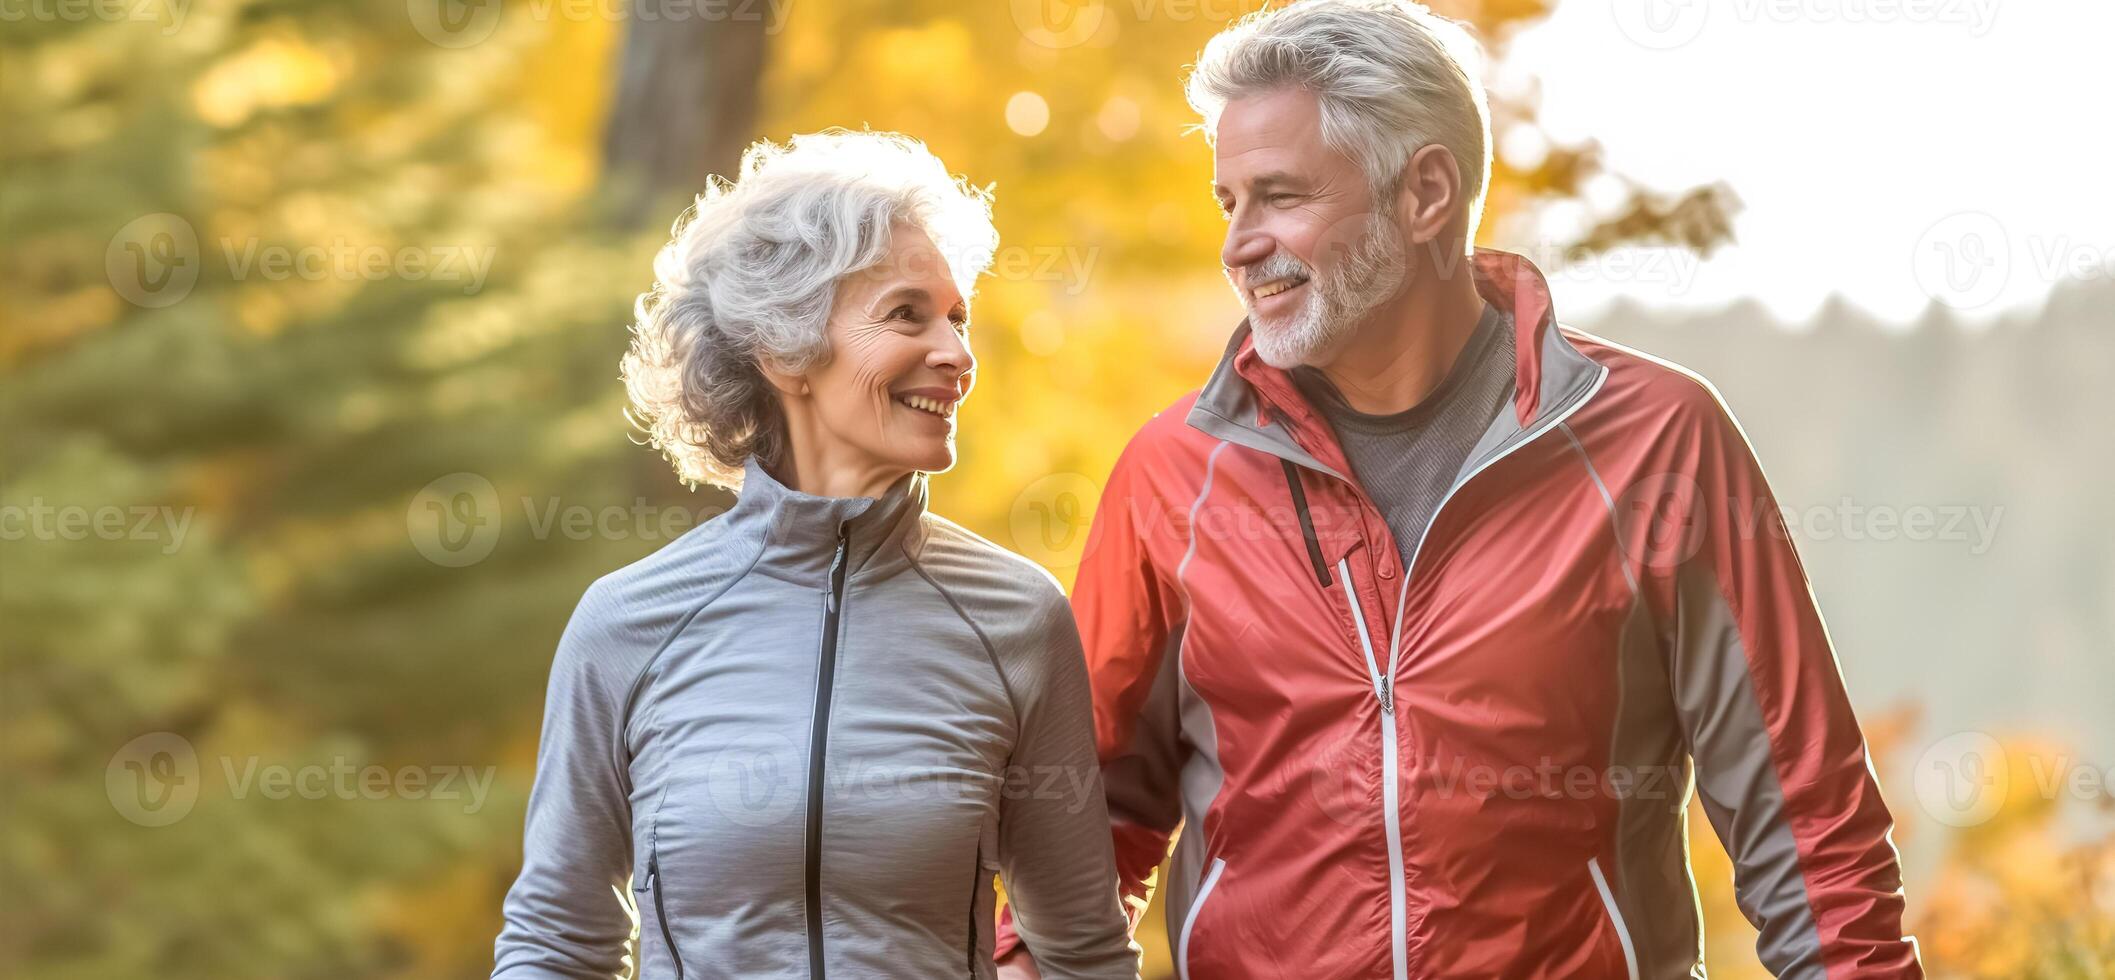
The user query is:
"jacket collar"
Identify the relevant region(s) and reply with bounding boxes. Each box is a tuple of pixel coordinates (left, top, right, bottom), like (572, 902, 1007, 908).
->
(723, 454, 928, 583)
(1186, 248, 1604, 480)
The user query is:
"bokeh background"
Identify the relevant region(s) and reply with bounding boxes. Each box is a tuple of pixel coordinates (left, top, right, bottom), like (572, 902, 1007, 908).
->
(5, 0, 2111, 976)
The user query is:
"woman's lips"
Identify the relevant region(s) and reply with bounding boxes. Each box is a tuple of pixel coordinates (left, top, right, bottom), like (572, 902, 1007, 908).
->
(892, 387, 958, 420)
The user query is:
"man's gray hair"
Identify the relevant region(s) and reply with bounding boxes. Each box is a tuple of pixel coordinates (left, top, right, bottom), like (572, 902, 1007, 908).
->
(1186, 0, 1493, 244)
(622, 130, 997, 490)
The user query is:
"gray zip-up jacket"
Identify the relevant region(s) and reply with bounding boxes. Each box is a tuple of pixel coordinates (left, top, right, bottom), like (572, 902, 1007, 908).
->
(492, 456, 1139, 980)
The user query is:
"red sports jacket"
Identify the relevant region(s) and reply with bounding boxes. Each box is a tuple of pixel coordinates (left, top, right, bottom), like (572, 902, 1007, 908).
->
(997, 249, 1920, 979)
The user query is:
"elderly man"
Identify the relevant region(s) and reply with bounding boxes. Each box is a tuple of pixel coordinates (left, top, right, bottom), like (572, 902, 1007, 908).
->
(997, 1, 1921, 978)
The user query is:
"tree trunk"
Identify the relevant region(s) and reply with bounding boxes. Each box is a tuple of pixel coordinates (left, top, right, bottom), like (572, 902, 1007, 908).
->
(600, 6, 768, 228)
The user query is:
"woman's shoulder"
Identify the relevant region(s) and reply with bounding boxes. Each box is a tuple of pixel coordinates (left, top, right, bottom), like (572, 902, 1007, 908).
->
(909, 512, 1067, 607)
(552, 512, 762, 677)
(905, 513, 1075, 663)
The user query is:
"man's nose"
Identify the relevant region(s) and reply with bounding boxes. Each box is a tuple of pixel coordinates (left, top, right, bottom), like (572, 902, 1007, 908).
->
(1221, 221, 1275, 276)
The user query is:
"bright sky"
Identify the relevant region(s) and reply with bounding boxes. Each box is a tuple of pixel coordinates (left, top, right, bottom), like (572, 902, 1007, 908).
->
(1500, 0, 2115, 326)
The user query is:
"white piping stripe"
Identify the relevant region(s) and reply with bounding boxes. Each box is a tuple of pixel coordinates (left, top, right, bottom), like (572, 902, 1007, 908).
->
(1176, 857, 1226, 980)
(1175, 441, 1232, 603)
(1559, 421, 1641, 599)
(1558, 419, 1649, 976)
(1338, 557, 1408, 980)
(1589, 857, 1643, 980)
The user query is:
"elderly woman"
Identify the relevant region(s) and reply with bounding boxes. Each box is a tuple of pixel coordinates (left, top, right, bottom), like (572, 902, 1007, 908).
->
(491, 131, 1137, 980)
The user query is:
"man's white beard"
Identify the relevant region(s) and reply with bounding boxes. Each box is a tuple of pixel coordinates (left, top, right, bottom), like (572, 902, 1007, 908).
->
(1240, 213, 1409, 369)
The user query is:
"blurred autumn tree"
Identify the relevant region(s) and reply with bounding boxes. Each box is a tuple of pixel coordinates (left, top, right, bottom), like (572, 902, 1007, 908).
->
(45, 2, 2115, 980)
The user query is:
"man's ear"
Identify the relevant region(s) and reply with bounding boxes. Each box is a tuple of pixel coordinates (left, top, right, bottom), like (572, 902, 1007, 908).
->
(1394, 143, 1462, 247)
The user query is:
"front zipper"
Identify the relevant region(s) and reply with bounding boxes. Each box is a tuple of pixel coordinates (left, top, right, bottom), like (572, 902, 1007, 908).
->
(804, 521, 851, 980)
(1310, 365, 1610, 980)
(646, 851, 685, 980)
(1336, 558, 1407, 980)
(1587, 857, 1641, 980)
(1176, 857, 1227, 980)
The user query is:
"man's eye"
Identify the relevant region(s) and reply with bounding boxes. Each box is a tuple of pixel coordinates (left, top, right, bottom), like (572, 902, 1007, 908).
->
(888, 305, 917, 321)
(1268, 193, 1300, 207)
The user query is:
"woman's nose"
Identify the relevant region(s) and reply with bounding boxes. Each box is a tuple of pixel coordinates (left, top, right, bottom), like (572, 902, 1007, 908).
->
(929, 325, 975, 384)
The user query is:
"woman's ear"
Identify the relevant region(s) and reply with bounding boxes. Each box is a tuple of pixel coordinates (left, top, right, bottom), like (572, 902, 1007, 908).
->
(755, 358, 810, 398)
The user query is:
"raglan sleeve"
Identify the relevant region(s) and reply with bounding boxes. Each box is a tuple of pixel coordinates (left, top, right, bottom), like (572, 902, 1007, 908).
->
(493, 581, 639, 979)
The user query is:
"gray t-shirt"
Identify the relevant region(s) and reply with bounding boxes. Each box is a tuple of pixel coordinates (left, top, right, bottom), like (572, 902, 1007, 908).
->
(1292, 302, 1516, 573)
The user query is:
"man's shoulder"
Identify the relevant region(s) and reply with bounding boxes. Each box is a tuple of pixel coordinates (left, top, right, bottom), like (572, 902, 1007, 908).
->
(1117, 388, 1226, 466)
(1562, 324, 1741, 435)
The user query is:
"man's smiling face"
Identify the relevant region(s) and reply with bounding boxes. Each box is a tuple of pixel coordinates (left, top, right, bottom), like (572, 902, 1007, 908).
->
(1213, 87, 1408, 369)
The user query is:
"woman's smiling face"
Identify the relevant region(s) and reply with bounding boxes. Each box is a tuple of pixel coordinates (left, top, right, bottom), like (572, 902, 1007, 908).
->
(794, 222, 977, 483)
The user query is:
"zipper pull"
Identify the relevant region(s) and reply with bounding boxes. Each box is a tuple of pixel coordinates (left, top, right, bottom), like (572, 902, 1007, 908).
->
(825, 522, 849, 611)
(1375, 676, 1394, 714)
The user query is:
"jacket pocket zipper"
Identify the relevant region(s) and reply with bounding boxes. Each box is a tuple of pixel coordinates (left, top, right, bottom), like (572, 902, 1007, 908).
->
(1587, 856, 1639, 980)
(647, 850, 686, 980)
(1176, 857, 1226, 980)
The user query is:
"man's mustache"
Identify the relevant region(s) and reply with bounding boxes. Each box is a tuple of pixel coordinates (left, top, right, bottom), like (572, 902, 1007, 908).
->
(1229, 252, 1314, 293)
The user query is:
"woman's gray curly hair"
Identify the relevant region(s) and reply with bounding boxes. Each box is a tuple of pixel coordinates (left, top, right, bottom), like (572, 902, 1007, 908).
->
(622, 130, 998, 490)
